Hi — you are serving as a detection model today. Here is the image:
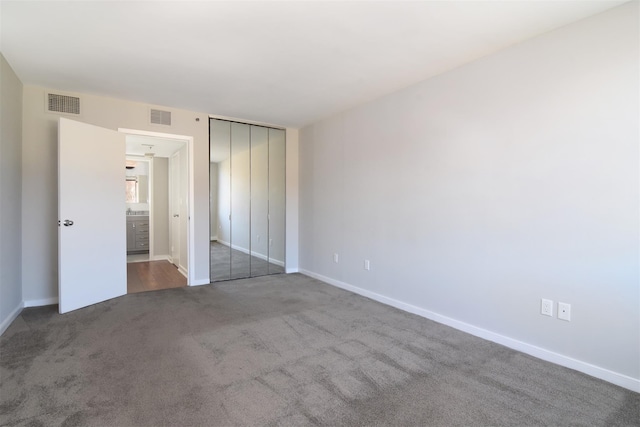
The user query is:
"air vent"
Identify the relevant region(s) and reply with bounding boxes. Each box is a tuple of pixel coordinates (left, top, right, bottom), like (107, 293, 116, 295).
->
(48, 93, 80, 114)
(150, 108, 171, 126)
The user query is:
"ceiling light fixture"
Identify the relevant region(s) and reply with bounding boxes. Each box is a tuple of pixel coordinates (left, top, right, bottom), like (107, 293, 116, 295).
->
(142, 144, 155, 158)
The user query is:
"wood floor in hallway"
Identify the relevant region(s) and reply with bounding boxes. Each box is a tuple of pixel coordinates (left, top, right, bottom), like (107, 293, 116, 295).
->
(127, 260, 187, 294)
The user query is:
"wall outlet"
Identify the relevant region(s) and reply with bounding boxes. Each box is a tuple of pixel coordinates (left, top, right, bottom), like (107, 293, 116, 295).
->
(558, 302, 571, 321)
(333, 253, 339, 263)
(364, 260, 370, 270)
(541, 299, 553, 316)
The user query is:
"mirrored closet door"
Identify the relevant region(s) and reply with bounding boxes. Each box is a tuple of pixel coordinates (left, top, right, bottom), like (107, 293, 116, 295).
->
(209, 118, 285, 282)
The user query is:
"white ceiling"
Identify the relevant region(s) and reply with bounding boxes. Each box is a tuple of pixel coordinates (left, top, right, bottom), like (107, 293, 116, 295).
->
(126, 134, 186, 158)
(0, 1, 627, 128)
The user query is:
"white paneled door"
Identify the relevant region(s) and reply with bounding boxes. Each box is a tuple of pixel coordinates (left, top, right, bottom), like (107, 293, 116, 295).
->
(58, 118, 127, 313)
(170, 150, 181, 268)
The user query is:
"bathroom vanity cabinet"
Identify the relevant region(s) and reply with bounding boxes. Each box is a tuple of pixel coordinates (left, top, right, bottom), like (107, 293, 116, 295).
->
(126, 216, 149, 254)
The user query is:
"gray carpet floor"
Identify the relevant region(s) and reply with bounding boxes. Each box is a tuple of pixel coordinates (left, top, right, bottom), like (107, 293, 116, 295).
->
(1, 273, 638, 426)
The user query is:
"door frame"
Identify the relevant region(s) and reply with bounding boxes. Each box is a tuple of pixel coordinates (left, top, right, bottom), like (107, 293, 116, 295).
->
(119, 128, 195, 286)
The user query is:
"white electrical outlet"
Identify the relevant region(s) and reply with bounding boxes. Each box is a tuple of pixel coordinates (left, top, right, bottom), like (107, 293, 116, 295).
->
(364, 260, 370, 270)
(541, 299, 553, 316)
(558, 302, 571, 321)
(333, 253, 339, 263)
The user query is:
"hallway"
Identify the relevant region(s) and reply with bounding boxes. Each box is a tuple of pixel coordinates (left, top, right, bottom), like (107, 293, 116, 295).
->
(127, 260, 186, 294)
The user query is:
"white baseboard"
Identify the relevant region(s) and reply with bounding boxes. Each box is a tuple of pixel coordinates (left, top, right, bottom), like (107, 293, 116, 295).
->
(128, 255, 171, 264)
(190, 278, 211, 287)
(285, 268, 299, 274)
(0, 301, 24, 336)
(299, 269, 640, 393)
(24, 297, 58, 308)
(178, 265, 188, 278)
(211, 235, 218, 241)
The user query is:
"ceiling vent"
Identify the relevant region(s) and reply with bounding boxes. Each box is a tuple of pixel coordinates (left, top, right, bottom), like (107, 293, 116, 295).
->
(150, 108, 171, 126)
(47, 93, 80, 115)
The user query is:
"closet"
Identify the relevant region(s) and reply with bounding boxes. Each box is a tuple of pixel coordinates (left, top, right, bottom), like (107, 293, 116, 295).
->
(209, 118, 285, 281)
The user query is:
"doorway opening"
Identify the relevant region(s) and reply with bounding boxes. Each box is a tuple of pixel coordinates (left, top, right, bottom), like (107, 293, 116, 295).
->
(120, 129, 194, 294)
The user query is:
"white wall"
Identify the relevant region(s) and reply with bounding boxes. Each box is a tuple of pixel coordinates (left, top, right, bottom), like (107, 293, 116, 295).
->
(299, 3, 639, 389)
(0, 53, 24, 333)
(285, 129, 299, 273)
(21, 86, 212, 303)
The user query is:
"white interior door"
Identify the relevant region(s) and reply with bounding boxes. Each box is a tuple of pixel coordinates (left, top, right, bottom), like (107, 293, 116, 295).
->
(58, 118, 126, 313)
(170, 151, 181, 267)
(178, 145, 189, 274)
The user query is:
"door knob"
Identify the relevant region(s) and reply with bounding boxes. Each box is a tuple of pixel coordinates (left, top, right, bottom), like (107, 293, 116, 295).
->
(173, 214, 179, 218)
(63, 219, 74, 226)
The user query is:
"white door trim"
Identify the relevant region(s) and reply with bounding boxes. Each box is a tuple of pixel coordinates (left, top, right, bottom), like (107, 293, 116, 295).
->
(118, 128, 195, 286)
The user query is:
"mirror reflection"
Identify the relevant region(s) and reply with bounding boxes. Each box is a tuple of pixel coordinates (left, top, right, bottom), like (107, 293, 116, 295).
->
(125, 158, 149, 204)
(209, 119, 285, 282)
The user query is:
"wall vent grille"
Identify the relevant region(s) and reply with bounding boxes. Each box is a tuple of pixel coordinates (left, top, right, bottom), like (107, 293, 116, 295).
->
(48, 93, 80, 114)
(150, 109, 171, 126)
